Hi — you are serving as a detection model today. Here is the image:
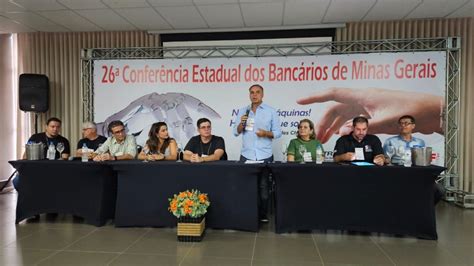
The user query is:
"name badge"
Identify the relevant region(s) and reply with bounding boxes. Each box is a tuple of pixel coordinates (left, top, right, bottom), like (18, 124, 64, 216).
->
(355, 148, 365, 160)
(303, 152, 312, 162)
(245, 118, 255, 131)
(365, 145, 373, 152)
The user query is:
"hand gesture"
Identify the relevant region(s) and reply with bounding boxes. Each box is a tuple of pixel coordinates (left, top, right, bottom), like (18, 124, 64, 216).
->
(297, 87, 443, 143)
(240, 114, 248, 125)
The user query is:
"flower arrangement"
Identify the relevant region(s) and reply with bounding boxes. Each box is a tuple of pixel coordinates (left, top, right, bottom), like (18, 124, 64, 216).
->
(168, 189, 210, 218)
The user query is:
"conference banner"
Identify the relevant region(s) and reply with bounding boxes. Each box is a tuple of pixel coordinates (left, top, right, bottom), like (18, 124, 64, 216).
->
(93, 51, 446, 164)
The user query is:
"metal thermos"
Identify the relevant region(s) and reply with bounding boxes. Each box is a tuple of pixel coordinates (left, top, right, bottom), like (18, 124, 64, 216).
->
(411, 147, 433, 166)
(25, 142, 45, 160)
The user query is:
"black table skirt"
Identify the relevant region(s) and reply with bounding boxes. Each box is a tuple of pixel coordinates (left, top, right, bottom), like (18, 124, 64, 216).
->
(9, 159, 444, 238)
(270, 162, 445, 240)
(111, 161, 263, 232)
(9, 160, 117, 226)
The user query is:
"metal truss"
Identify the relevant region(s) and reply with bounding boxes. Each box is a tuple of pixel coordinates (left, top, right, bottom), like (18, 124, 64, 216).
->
(83, 38, 451, 60)
(80, 49, 93, 124)
(81, 37, 461, 193)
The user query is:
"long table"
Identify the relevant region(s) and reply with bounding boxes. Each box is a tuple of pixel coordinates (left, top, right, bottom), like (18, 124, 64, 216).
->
(9, 160, 117, 226)
(269, 162, 445, 240)
(9, 160, 444, 238)
(110, 161, 263, 232)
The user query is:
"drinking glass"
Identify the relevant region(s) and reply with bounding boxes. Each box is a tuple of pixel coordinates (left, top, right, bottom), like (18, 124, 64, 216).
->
(142, 146, 150, 163)
(386, 145, 395, 165)
(56, 142, 64, 159)
(298, 145, 307, 164)
(177, 143, 183, 162)
(281, 143, 288, 163)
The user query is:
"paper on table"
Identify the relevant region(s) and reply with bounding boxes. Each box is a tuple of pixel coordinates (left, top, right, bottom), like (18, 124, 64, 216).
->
(355, 147, 365, 160)
(245, 160, 264, 164)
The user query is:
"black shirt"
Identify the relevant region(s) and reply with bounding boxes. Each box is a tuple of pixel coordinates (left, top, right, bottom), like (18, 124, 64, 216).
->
(184, 135, 226, 160)
(28, 132, 71, 159)
(77, 135, 107, 151)
(334, 133, 383, 163)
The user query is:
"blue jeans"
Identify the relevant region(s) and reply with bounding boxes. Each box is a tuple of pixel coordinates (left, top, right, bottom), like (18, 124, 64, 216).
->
(240, 155, 273, 219)
(12, 174, 20, 191)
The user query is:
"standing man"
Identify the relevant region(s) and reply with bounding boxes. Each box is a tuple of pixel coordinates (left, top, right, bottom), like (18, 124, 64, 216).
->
(233, 84, 282, 222)
(93, 120, 137, 161)
(183, 118, 226, 163)
(383, 115, 425, 165)
(333, 116, 385, 166)
(384, 115, 444, 204)
(76, 121, 107, 157)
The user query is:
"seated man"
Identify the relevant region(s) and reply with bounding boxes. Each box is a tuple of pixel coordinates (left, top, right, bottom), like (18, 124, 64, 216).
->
(25, 117, 70, 160)
(183, 118, 226, 163)
(333, 116, 385, 166)
(93, 120, 137, 161)
(384, 115, 444, 204)
(383, 115, 425, 165)
(76, 121, 107, 157)
(14, 117, 70, 190)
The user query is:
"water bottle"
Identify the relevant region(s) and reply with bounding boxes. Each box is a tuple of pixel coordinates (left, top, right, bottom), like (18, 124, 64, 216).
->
(316, 144, 323, 164)
(81, 143, 88, 162)
(403, 149, 412, 167)
(47, 142, 56, 160)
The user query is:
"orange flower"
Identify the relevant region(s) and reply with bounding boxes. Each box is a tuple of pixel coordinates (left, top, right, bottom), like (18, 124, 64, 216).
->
(169, 200, 177, 212)
(184, 199, 194, 207)
(169, 190, 209, 218)
(184, 206, 192, 214)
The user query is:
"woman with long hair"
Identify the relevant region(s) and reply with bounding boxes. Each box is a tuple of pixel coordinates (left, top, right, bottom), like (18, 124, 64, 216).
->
(287, 119, 323, 162)
(138, 122, 178, 161)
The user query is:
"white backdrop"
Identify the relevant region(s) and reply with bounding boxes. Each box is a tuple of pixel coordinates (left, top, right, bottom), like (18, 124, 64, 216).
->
(93, 51, 446, 163)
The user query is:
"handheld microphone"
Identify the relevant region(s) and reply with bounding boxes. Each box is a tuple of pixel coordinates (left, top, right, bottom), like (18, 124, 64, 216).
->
(242, 107, 250, 129)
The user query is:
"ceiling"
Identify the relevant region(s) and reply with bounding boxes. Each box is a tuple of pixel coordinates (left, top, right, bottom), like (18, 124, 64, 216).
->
(0, 0, 472, 34)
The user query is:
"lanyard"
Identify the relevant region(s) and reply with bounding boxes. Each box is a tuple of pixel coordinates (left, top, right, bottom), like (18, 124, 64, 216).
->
(200, 137, 213, 156)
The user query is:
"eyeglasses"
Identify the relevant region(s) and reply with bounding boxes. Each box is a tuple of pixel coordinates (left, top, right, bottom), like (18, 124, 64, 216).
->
(112, 128, 125, 134)
(199, 126, 211, 130)
(399, 122, 413, 126)
(82, 128, 92, 131)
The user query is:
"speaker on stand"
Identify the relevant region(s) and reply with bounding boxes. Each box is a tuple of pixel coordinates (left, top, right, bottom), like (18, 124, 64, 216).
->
(19, 73, 50, 134)
(1, 74, 50, 192)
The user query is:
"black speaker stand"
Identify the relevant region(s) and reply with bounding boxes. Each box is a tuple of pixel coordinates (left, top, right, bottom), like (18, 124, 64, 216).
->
(34, 112, 39, 134)
(0, 170, 17, 192)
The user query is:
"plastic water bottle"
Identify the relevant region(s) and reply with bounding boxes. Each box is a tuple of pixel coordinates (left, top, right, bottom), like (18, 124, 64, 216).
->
(81, 143, 88, 162)
(316, 145, 323, 164)
(47, 142, 56, 160)
(403, 149, 412, 167)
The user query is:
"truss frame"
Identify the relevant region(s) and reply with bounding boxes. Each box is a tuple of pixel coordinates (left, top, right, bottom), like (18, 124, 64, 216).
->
(81, 37, 461, 192)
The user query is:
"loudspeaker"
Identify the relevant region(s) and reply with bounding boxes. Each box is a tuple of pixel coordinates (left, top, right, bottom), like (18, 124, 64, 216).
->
(19, 74, 49, 112)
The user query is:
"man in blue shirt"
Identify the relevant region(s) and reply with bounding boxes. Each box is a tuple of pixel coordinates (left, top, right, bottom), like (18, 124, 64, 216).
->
(383, 115, 425, 165)
(383, 115, 444, 204)
(234, 84, 282, 222)
(234, 84, 282, 161)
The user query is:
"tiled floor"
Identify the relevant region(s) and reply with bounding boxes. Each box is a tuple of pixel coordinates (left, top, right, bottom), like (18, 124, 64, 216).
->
(1, 189, 473, 266)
